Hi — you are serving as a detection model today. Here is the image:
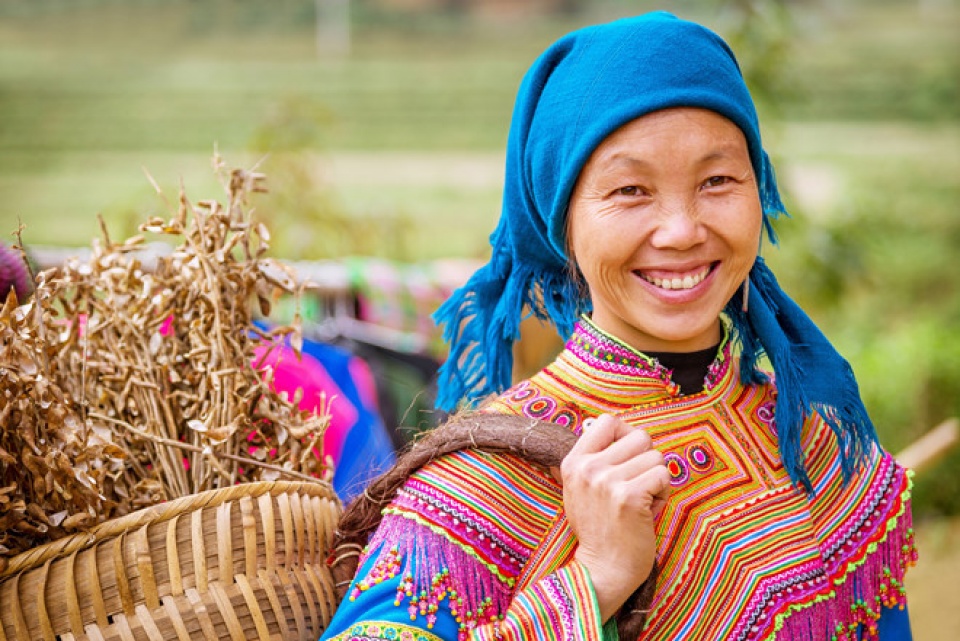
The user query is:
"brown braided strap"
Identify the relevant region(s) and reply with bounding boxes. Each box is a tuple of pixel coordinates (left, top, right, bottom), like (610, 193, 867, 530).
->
(330, 412, 656, 635)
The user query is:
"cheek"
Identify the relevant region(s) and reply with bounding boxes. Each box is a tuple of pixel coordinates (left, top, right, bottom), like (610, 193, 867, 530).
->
(571, 217, 636, 278)
(714, 199, 763, 258)
(742, 211, 764, 256)
(571, 201, 640, 250)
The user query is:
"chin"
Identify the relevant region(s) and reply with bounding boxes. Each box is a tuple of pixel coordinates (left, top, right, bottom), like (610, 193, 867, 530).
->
(635, 317, 722, 351)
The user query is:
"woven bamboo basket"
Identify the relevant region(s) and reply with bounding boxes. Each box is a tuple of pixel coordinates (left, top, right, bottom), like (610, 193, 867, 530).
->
(0, 481, 342, 641)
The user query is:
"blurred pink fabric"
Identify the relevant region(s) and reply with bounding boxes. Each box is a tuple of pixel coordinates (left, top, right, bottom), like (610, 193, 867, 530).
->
(252, 344, 358, 464)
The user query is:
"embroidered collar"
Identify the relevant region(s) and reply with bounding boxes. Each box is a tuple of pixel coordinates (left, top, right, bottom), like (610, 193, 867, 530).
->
(562, 315, 734, 401)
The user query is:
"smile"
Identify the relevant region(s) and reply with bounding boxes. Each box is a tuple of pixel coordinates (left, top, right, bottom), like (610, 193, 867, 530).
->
(638, 264, 714, 291)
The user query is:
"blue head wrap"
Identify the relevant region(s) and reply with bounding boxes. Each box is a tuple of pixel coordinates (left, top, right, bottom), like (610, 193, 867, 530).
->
(433, 12, 877, 491)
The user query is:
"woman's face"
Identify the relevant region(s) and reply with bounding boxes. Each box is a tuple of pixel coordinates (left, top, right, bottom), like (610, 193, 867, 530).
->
(568, 107, 763, 353)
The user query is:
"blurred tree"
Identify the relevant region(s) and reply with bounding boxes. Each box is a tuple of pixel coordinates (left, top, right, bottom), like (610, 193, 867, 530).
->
(249, 95, 413, 260)
(714, 0, 800, 119)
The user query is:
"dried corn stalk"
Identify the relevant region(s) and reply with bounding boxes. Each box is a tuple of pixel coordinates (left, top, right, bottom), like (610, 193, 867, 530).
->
(0, 156, 329, 560)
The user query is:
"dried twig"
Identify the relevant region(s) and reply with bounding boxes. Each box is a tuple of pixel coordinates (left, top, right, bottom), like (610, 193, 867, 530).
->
(0, 158, 330, 558)
(89, 413, 323, 484)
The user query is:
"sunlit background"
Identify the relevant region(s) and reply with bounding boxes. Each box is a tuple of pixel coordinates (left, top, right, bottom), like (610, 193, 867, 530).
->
(1, 0, 957, 636)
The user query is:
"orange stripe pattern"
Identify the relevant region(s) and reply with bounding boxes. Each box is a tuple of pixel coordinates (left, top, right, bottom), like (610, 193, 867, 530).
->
(328, 317, 915, 641)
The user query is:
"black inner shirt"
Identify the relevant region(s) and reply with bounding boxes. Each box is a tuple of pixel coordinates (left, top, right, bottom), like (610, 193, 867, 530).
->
(645, 343, 722, 396)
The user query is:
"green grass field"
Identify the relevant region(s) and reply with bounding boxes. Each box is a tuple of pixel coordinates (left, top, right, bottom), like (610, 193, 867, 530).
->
(1, 0, 956, 255)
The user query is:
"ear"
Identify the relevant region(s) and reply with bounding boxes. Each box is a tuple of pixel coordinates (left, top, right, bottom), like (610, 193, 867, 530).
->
(562, 216, 586, 290)
(564, 256, 591, 305)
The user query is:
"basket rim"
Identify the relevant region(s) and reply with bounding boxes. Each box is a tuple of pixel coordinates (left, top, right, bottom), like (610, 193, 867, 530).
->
(0, 479, 338, 580)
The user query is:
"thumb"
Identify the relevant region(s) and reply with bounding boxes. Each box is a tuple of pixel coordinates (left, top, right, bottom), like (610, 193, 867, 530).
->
(549, 465, 562, 484)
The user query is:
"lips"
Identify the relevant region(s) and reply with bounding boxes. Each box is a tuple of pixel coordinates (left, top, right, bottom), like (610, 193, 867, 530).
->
(637, 264, 715, 291)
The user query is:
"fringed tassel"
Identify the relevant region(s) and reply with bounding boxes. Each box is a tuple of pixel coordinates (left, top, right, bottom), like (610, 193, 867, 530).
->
(729, 151, 876, 491)
(734, 257, 878, 492)
(774, 471, 917, 641)
(433, 286, 487, 412)
(759, 150, 788, 245)
(725, 279, 769, 388)
(356, 514, 514, 633)
(433, 243, 584, 412)
(432, 245, 511, 412)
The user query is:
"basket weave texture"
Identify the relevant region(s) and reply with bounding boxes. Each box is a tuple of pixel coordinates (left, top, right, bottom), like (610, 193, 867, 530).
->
(0, 481, 342, 641)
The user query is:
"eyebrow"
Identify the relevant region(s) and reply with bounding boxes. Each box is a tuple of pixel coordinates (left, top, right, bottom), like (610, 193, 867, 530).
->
(601, 154, 651, 169)
(698, 148, 743, 164)
(599, 145, 746, 169)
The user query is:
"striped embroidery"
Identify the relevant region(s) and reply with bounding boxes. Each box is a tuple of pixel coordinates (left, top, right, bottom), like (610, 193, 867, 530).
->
(355, 450, 563, 637)
(492, 317, 916, 641)
(351, 317, 915, 640)
(484, 562, 604, 641)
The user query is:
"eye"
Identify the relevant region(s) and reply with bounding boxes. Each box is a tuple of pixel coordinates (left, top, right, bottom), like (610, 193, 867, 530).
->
(702, 176, 732, 189)
(612, 185, 649, 198)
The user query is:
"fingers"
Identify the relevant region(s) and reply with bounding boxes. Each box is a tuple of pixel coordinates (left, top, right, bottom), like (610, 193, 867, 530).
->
(574, 415, 653, 466)
(563, 415, 670, 507)
(571, 414, 619, 455)
(645, 464, 673, 518)
(562, 448, 666, 498)
(593, 427, 654, 467)
(612, 464, 672, 513)
(569, 464, 672, 522)
(564, 414, 658, 482)
(568, 447, 663, 489)
(576, 414, 649, 451)
(607, 448, 666, 484)
(645, 462, 672, 503)
(607, 414, 640, 442)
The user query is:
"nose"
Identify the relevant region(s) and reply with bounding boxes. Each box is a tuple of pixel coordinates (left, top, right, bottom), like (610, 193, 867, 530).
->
(649, 200, 707, 250)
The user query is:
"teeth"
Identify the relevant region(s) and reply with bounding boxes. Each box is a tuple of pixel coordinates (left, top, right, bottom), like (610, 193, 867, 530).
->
(641, 266, 711, 291)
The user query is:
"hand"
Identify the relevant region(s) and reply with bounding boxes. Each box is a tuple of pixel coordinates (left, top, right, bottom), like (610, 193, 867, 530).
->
(556, 414, 671, 621)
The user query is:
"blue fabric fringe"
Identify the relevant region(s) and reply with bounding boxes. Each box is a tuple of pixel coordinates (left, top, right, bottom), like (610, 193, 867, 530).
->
(727, 257, 878, 491)
(434, 246, 584, 412)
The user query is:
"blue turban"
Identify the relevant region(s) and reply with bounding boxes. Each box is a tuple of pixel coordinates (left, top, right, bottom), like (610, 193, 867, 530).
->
(433, 12, 876, 491)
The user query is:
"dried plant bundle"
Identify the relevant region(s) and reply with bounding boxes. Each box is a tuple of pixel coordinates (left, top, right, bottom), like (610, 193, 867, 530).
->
(0, 155, 329, 562)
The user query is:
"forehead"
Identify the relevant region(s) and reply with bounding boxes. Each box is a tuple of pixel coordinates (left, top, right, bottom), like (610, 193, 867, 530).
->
(585, 107, 750, 169)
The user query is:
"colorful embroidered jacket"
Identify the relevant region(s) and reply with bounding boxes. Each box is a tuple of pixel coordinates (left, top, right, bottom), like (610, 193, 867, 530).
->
(321, 318, 916, 641)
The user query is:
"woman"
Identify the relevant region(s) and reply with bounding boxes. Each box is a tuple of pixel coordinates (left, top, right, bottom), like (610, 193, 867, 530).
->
(321, 12, 915, 640)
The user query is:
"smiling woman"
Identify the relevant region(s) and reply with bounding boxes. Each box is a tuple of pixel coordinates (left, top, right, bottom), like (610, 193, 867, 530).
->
(568, 108, 763, 354)
(320, 11, 916, 641)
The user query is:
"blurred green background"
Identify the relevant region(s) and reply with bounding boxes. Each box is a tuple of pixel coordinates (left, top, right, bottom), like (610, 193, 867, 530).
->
(1, 0, 957, 634)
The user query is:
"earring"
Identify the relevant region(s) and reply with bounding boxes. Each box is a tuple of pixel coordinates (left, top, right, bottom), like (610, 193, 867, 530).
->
(744, 236, 762, 314)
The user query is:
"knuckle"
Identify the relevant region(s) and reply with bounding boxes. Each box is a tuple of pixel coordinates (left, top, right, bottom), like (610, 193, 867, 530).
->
(648, 449, 666, 467)
(560, 461, 581, 485)
(638, 430, 653, 450)
(595, 413, 618, 430)
(653, 465, 673, 489)
(579, 456, 604, 480)
(632, 428, 652, 449)
(588, 466, 612, 490)
(609, 484, 630, 509)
